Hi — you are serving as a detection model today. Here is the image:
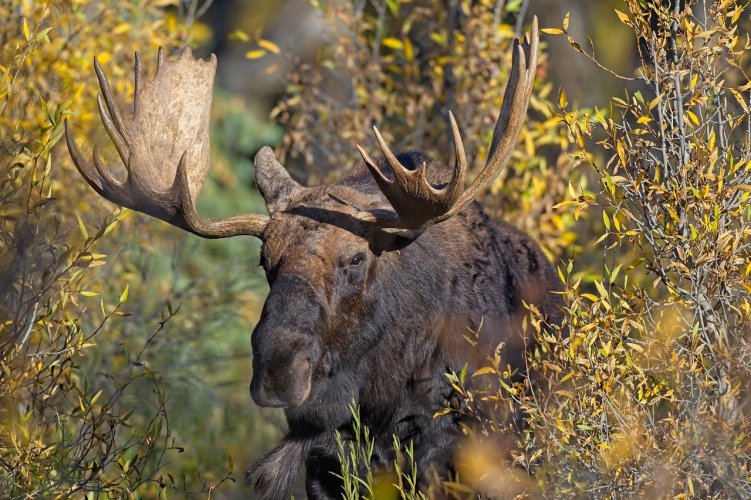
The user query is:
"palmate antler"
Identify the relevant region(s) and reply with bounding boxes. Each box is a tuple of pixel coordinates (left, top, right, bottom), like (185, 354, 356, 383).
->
(357, 17, 539, 231)
(65, 47, 270, 238)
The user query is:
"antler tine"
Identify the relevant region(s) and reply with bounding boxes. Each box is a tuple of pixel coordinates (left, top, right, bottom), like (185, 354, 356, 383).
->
(359, 17, 538, 231)
(94, 57, 131, 164)
(446, 110, 468, 203)
(96, 93, 129, 165)
(356, 117, 468, 229)
(92, 146, 128, 197)
(448, 16, 539, 217)
(134, 51, 144, 97)
(372, 126, 410, 187)
(65, 48, 271, 239)
(65, 119, 106, 196)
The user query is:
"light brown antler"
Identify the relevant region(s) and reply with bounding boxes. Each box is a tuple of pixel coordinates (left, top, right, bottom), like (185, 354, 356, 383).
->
(65, 47, 269, 238)
(357, 17, 539, 230)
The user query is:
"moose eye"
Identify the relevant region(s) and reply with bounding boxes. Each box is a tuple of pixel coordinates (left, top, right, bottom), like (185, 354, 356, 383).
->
(349, 253, 365, 266)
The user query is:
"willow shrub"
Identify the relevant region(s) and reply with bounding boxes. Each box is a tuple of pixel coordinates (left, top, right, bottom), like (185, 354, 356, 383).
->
(0, 1, 195, 496)
(452, 1, 751, 497)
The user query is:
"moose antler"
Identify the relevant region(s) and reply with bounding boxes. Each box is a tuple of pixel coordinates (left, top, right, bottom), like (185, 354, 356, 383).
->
(65, 47, 270, 238)
(357, 17, 539, 230)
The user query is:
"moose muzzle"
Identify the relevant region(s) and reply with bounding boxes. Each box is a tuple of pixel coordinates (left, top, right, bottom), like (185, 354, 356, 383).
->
(250, 275, 324, 408)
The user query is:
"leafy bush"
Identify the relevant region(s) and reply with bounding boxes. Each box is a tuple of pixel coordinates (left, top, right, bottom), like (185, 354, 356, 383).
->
(0, 1, 207, 496)
(524, 1, 751, 495)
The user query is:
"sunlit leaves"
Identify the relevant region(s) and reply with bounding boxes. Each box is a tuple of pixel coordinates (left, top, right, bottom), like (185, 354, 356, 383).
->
(0, 0, 192, 497)
(527, 0, 751, 496)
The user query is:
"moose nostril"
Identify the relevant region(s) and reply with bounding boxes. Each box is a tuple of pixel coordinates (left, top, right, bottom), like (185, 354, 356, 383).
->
(262, 377, 276, 395)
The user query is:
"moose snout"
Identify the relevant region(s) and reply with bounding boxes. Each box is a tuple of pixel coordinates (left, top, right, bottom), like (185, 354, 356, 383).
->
(250, 329, 321, 408)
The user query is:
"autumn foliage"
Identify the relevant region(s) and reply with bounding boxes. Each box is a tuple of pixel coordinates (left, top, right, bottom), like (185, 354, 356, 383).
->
(2, 0, 750, 498)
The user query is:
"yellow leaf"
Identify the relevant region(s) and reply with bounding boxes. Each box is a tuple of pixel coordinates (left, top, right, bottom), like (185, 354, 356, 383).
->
(731, 89, 749, 113)
(541, 28, 564, 35)
(228, 30, 250, 42)
(433, 407, 451, 418)
(685, 110, 699, 126)
(626, 342, 644, 353)
(113, 23, 130, 35)
(257, 39, 280, 54)
(91, 390, 103, 407)
(472, 367, 496, 377)
(80, 291, 98, 297)
(562, 12, 570, 30)
(614, 9, 630, 24)
(404, 37, 414, 61)
(245, 50, 266, 60)
(617, 141, 626, 166)
(382, 37, 403, 50)
(594, 279, 608, 298)
(667, 206, 680, 222)
(22, 18, 29, 41)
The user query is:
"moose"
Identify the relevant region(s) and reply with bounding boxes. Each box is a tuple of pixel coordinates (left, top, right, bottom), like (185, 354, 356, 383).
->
(65, 18, 562, 499)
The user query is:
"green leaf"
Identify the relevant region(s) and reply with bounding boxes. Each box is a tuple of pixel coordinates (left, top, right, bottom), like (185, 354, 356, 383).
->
(385, 0, 400, 16)
(228, 29, 249, 42)
(609, 263, 622, 284)
(77, 215, 89, 240)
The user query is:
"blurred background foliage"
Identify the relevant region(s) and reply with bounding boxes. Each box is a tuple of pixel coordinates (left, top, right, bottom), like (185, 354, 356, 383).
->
(1, 0, 749, 498)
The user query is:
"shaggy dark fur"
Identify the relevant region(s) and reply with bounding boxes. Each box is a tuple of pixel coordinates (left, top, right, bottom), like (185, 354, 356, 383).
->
(245, 152, 563, 499)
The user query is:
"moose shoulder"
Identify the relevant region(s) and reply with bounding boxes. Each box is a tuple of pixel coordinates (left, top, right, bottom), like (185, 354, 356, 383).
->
(65, 18, 563, 499)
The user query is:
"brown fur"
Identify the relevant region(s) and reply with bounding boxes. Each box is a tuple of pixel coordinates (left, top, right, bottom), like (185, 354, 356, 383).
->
(246, 152, 564, 499)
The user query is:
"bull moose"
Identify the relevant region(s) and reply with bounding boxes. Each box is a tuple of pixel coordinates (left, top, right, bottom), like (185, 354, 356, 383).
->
(65, 17, 563, 499)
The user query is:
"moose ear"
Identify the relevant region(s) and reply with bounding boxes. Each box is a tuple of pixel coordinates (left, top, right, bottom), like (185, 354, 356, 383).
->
(254, 146, 301, 214)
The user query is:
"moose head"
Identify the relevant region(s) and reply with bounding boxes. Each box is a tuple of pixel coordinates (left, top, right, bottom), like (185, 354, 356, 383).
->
(66, 19, 558, 498)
